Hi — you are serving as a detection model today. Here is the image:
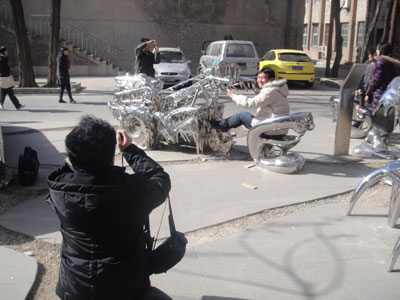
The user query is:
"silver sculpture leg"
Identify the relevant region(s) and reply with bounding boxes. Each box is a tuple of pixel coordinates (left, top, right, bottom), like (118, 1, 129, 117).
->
(347, 161, 400, 228)
(247, 113, 314, 174)
(387, 236, 400, 272)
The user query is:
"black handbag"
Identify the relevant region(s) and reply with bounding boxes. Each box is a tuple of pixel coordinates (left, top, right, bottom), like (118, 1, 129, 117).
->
(145, 196, 187, 275)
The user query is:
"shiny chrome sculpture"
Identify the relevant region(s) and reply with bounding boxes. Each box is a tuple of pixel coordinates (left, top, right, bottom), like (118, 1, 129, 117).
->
(353, 77, 400, 158)
(247, 112, 315, 174)
(108, 63, 248, 154)
(387, 235, 400, 272)
(347, 161, 400, 272)
(330, 96, 372, 139)
(347, 161, 400, 227)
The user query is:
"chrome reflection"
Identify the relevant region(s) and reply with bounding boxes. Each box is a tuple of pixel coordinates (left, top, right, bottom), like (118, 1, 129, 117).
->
(247, 112, 315, 174)
(353, 77, 400, 158)
(108, 62, 252, 154)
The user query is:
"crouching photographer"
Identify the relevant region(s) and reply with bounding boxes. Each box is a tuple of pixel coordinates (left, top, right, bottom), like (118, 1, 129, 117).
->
(47, 115, 171, 300)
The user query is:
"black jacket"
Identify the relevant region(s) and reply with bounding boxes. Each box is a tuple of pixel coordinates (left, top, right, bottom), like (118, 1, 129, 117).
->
(47, 144, 171, 300)
(0, 54, 11, 77)
(134, 42, 160, 77)
(56, 54, 70, 85)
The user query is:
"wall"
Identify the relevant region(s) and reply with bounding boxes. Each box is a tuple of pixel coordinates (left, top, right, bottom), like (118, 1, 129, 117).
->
(21, 0, 304, 73)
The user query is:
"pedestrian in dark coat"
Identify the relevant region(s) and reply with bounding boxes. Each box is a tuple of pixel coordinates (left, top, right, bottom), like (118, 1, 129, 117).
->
(366, 43, 399, 108)
(57, 47, 76, 103)
(0, 46, 24, 110)
(134, 38, 160, 77)
(47, 115, 171, 300)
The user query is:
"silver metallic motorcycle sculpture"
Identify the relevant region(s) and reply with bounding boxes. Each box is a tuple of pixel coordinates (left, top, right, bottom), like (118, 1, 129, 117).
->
(347, 161, 400, 271)
(108, 62, 250, 154)
(247, 112, 315, 174)
(353, 77, 400, 159)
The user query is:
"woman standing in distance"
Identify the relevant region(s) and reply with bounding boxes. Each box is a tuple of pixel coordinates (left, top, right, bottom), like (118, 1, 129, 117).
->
(57, 47, 76, 104)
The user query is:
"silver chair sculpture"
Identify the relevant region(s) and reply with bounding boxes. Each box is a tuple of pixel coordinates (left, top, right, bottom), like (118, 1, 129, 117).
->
(247, 112, 315, 174)
(387, 235, 400, 272)
(347, 161, 400, 228)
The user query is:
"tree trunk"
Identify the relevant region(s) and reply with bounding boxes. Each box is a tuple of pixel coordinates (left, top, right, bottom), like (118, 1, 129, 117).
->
(9, 0, 37, 87)
(45, 0, 61, 87)
(380, 0, 394, 44)
(330, 0, 342, 78)
(359, 0, 384, 62)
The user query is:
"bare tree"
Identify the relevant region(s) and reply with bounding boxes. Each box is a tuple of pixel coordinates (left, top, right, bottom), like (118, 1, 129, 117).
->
(359, 0, 384, 62)
(9, 0, 37, 87)
(380, 0, 394, 44)
(330, 0, 343, 77)
(45, 0, 61, 87)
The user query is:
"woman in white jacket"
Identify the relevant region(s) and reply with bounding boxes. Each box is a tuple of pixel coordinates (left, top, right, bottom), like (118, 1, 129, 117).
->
(212, 68, 289, 137)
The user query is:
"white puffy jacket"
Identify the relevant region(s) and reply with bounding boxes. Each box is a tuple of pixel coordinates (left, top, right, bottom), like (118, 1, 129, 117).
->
(232, 79, 290, 134)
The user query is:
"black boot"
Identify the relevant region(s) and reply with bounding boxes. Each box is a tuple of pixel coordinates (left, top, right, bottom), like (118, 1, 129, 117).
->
(69, 99, 77, 104)
(210, 119, 228, 132)
(59, 99, 66, 103)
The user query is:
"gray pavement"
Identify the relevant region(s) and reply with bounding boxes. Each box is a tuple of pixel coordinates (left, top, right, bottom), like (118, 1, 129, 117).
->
(0, 77, 399, 299)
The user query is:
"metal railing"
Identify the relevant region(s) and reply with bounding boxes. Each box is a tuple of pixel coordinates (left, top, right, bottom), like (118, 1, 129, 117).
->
(0, 1, 124, 71)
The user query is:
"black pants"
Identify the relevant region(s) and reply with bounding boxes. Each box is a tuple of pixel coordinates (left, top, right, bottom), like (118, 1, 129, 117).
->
(59, 83, 73, 101)
(0, 87, 21, 108)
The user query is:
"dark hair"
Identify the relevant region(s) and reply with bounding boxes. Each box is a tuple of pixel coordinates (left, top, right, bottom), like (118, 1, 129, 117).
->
(377, 43, 392, 56)
(60, 47, 69, 56)
(0, 46, 7, 54)
(259, 68, 275, 80)
(367, 47, 376, 56)
(141, 38, 150, 43)
(65, 115, 116, 173)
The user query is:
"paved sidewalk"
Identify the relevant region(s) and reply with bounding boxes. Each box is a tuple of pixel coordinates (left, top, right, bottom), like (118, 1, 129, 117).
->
(0, 77, 399, 299)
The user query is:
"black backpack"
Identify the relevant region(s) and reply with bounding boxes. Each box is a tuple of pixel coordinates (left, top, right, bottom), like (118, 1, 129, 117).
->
(18, 147, 40, 186)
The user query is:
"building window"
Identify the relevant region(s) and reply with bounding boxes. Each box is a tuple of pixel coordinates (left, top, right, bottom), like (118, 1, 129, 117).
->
(305, 0, 310, 4)
(356, 22, 365, 47)
(324, 24, 330, 46)
(303, 25, 308, 47)
(314, 0, 321, 3)
(341, 22, 349, 48)
(312, 23, 319, 47)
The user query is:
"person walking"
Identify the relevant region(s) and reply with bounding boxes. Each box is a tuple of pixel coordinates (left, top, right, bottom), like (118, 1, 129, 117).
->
(0, 46, 24, 111)
(56, 47, 76, 103)
(47, 115, 171, 300)
(134, 38, 160, 77)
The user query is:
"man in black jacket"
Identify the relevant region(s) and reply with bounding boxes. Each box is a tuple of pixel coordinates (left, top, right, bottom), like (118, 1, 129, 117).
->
(0, 46, 24, 110)
(47, 115, 171, 300)
(134, 38, 160, 77)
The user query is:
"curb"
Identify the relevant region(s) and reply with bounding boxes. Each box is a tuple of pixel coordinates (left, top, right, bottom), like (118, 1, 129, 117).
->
(12, 82, 82, 94)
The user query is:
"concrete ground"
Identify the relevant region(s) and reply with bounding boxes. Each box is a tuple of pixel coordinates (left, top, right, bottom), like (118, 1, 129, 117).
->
(0, 76, 399, 300)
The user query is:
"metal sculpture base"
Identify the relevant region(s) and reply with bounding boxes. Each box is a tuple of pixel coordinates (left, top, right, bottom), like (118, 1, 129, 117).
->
(259, 152, 305, 174)
(247, 113, 315, 174)
(353, 126, 400, 159)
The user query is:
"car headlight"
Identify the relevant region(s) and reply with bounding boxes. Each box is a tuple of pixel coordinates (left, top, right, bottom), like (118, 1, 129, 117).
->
(179, 69, 190, 75)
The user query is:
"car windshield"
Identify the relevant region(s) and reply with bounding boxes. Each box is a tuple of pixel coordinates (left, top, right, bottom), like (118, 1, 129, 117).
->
(279, 53, 311, 62)
(160, 51, 185, 63)
(226, 44, 255, 58)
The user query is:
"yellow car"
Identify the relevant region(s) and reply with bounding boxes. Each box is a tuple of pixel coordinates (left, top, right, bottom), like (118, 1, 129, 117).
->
(259, 49, 315, 88)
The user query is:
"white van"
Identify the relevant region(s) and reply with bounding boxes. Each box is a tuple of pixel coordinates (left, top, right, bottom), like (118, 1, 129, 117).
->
(198, 40, 260, 78)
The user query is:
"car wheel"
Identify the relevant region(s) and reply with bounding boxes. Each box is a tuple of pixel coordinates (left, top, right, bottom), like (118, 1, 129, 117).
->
(304, 81, 314, 89)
